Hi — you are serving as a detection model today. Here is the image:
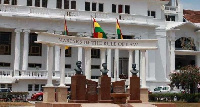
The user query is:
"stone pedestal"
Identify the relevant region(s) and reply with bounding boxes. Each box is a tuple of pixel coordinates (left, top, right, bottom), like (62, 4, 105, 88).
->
(86, 80, 98, 103)
(56, 87, 68, 102)
(140, 88, 148, 102)
(98, 75, 112, 103)
(43, 86, 56, 102)
(70, 74, 88, 103)
(128, 76, 142, 103)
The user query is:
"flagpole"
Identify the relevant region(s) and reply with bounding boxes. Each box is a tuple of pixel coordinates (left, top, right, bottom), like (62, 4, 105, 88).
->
(91, 15, 93, 37)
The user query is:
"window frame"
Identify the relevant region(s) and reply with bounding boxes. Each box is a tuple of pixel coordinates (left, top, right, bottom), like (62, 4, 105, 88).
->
(42, 0, 48, 8)
(125, 5, 130, 14)
(0, 32, 11, 55)
(85, 2, 90, 11)
(27, 0, 32, 6)
(56, 0, 62, 9)
(64, 0, 69, 9)
(28, 84, 33, 91)
(112, 4, 116, 13)
(35, 0, 40, 7)
(65, 47, 72, 57)
(71, 1, 76, 9)
(92, 2, 96, 11)
(29, 33, 42, 56)
(98, 3, 103, 12)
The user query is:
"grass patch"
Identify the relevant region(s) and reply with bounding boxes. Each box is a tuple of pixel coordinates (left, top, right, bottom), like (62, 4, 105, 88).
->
(175, 103, 200, 107)
(0, 102, 34, 107)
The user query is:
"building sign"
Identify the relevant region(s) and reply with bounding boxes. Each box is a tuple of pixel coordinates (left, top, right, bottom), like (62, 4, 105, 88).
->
(36, 32, 158, 50)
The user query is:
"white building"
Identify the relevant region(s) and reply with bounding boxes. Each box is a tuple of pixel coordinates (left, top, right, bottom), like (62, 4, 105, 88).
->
(0, 0, 200, 98)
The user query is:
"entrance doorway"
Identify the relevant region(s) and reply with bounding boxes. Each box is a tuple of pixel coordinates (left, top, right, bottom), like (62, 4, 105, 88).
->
(119, 58, 128, 79)
(175, 55, 195, 69)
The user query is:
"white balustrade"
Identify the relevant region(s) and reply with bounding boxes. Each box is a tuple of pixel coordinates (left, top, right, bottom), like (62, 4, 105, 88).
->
(65, 71, 76, 77)
(0, 69, 13, 77)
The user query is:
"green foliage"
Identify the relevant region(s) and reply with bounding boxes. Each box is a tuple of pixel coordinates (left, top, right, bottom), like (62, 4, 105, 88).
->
(0, 92, 29, 102)
(149, 93, 200, 103)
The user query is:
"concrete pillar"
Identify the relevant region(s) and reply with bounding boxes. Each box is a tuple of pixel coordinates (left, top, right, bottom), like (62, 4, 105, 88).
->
(85, 48, 91, 80)
(46, 45, 54, 87)
(59, 46, 65, 87)
(100, 49, 106, 69)
(128, 50, 133, 86)
(54, 46, 60, 71)
(22, 29, 30, 71)
(114, 49, 119, 81)
(170, 31, 176, 72)
(141, 50, 146, 88)
(78, 47, 83, 62)
(14, 29, 22, 73)
(107, 49, 112, 77)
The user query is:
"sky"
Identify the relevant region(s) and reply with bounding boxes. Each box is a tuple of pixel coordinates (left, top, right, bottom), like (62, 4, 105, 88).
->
(181, 0, 200, 10)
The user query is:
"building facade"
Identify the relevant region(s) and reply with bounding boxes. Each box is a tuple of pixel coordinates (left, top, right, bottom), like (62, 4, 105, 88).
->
(0, 0, 200, 98)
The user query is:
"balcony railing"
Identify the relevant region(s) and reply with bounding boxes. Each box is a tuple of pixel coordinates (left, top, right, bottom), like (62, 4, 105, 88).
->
(164, 6, 178, 14)
(0, 69, 12, 77)
(0, 4, 155, 24)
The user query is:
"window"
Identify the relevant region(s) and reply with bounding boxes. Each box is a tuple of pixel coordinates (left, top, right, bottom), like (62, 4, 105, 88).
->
(12, 0, 17, 5)
(118, 5, 123, 13)
(123, 35, 133, 39)
(42, 0, 48, 8)
(148, 10, 156, 18)
(99, 3, 103, 12)
(1, 84, 5, 88)
(35, 0, 40, 7)
(0, 32, 11, 55)
(65, 64, 71, 68)
(125, 5, 130, 14)
(27, 0, 32, 6)
(71, 1, 76, 9)
(112, 4, 116, 13)
(64, 0, 69, 9)
(34, 84, 39, 91)
(0, 62, 10, 67)
(91, 76, 99, 79)
(8, 84, 12, 91)
(4, 0, 9, 4)
(91, 65, 100, 69)
(57, 0, 62, 9)
(40, 84, 45, 91)
(92, 3, 96, 11)
(65, 47, 71, 57)
(28, 84, 33, 91)
(29, 33, 42, 56)
(28, 63, 42, 68)
(85, 2, 90, 11)
(91, 49, 100, 58)
(165, 15, 175, 21)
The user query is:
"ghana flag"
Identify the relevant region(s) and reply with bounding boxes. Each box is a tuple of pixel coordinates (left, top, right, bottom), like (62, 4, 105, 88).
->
(116, 19, 123, 39)
(64, 18, 69, 49)
(93, 18, 107, 38)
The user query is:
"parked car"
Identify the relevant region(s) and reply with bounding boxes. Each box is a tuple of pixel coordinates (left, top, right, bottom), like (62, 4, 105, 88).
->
(31, 92, 43, 101)
(153, 86, 171, 93)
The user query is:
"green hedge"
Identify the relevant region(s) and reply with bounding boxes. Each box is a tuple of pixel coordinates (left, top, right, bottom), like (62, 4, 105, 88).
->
(149, 93, 200, 103)
(0, 92, 29, 102)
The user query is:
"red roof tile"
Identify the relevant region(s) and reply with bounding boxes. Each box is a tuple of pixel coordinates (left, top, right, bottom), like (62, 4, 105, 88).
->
(184, 10, 200, 23)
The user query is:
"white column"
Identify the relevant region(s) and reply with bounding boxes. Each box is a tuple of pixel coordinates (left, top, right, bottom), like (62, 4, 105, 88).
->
(78, 47, 83, 62)
(141, 50, 147, 88)
(46, 45, 54, 87)
(32, 0, 35, 6)
(46, 30, 54, 71)
(22, 29, 30, 71)
(14, 29, 22, 72)
(135, 50, 140, 77)
(114, 49, 119, 81)
(40, 0, 42, 7)
(59, 46, 65, 87)
(54, 46, 60, 71)
(1, 0, 3, 4)
(62, 0, 64, 9)
(128, 50, 133, 84)
(170, 31, 176, 72)
(85, 48, 91, 80)
(107, 49, 112, 77)
(9, 0, 11, 4)
(100, 49, 106, 69)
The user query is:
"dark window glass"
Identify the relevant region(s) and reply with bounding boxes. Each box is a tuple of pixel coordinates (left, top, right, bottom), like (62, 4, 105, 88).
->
(27, 0, 32, 6)
(8, 84, 12, 91)
(34, 84, 39, 91)
(57, 0, 62, 9)
(112, 4, 116, 13)
(42, 0, 48, 7)
(28, 84, 32, 91)
(65, 47, 71, 57)
(148, 11, 150, 16)
(85, 2, 90, 11)
(118, 5, 123, 13)
(35, 0, 40, 7)
(151, 11, 156, 18)
(65, 64, 71, 68)
(71, 1, 76, 9)
(29, 33, 42, 56)
(64, 0, 69, 9)
(91, 49, 100, 58)
(4, 0, 9, 4)
(40, 84, 45, 91)
(91, 76, 99, 79)
(165, 15, 175, 21)
(0, 62, 10, 67)
(92, 3, 96, 11)
(28, 63, 42, 68)
(0, 32, 11, 55)
(123, 35, 133, 39)
(125, 5, 130, 14)
(91, 65, 100, 69)
(1, 84, 5, 88)
(12, 0, 17, 5)
(99, 3, 103, 12)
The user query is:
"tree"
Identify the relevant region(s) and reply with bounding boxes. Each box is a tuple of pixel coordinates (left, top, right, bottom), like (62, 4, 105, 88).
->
(170, 65, 200, 94)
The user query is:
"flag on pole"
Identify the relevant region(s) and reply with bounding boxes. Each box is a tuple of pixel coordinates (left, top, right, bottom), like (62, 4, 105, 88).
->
(116, 19, 123, 39)
(64, 16, 69, 49)
(93, 18, 107, 38)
